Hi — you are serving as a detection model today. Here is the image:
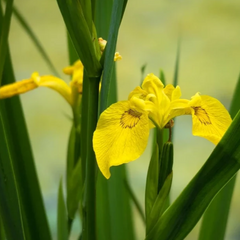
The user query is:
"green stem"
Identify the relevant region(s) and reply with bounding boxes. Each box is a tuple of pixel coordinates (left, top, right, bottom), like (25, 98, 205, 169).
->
(82, 76, 100, 240)
(156, 128, 164, 152)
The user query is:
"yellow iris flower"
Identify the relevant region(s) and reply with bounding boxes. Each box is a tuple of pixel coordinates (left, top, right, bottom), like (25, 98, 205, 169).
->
(0, 37, 122, 106)
(93, 73, 232, 179)
(0, 60, 83, 107)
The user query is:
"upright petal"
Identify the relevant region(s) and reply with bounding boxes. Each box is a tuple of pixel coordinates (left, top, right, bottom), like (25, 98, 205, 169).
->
(93, 101, 150, 179)
(189, 93, 232, 144)
(63, 60, 84, 93)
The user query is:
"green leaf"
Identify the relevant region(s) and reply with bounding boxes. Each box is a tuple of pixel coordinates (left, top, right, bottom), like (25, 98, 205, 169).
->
(146, 110, 240, 240)
(0, 9, 51, 237)
(146, 142, 173, 234)
(0, 0, 13, 85)
(140, 64, 147, 85)
(147, 172, 173, 234)
(173, 39, 180, 87)
(67, 33, 79, 65)
(0, 105, 25, 240)
(56, 0, 102, 77)
(158, 142, 173, 193)
(0, 215, 5, 240)
(66, 125, 81, 222)
(145, 143, 159, 227)
(67, 157, 82, 221)
(159, 69, 166, 85)
(57, 179, 68, 240)
(11, 5, 59, 76)
(198, 73, 240, 240)
(99, 0, 128, 113)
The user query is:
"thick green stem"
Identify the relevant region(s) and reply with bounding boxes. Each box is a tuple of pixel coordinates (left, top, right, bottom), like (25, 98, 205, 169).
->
(156, 128, 164, 152)
(82, 76, 100, 240)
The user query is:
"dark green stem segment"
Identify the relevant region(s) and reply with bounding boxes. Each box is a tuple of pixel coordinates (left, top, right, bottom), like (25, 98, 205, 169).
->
(82, 76, 100, 240)
(156, 128, 164, 152)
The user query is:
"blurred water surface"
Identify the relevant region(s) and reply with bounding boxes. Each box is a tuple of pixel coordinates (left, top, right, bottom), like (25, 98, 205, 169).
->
(8, 0, 240, 239)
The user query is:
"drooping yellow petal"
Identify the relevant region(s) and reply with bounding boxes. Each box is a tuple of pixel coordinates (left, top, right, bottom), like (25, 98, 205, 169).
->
(93, 101, 150, 179)
(32, 72, 72, 105)
(189, 93, 232, 144)
(0, 78, 37, 99)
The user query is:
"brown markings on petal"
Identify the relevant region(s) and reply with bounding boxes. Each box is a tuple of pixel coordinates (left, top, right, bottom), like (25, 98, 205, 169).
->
(193, 106, 211, 125)
(120, 109, 142, 129)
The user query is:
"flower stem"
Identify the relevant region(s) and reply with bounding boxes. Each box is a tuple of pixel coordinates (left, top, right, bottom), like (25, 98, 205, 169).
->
(81, 75, 100, 240)
(156, 127, 164, 152)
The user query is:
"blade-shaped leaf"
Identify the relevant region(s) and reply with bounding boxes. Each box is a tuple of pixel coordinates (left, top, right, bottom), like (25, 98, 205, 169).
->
(0, 39, 51, 240)
(57, 179, 68, 240)
(56, 0, 102, 77)
(0, 0, 13, 85)
(146, 110, 240, 240)
(99, 0, 128, 113)
(198, 73, 240, 240)
(0, 105, 25, 240)
(145, 143, 159, 226)
(147, 172, 173, 234)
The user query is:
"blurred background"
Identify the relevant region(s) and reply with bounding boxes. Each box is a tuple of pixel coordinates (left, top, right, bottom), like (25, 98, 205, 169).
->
(9, 0, 240, 239)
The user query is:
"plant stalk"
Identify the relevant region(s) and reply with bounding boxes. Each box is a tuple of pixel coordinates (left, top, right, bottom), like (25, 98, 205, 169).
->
(82, 76, 100, 240)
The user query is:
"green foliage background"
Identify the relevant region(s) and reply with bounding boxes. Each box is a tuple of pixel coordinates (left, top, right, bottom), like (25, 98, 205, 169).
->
(8, 0, 240, 239)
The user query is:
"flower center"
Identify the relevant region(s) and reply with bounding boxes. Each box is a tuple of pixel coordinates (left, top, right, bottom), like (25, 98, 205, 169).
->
(120, 109, 142, 128)
(193, 107, 211, 125)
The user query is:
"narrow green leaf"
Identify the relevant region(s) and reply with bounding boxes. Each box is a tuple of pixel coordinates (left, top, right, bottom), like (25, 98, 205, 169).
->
(56, 0, 102, 77)
(66, 124, 82, 229)
(0, 23, 52, 240)
(0, 215, 5, 240)
(0, 0, 13, 85)
(158, 142, 173, 192)
(95, 0, 113, 39)
(79, 0, 92, 32)
(11, 5, 59, 76)
(67, 33, 79, 65)
(99, 0, 128, 113)
(145, 143, 159, 226)
(198, 73, 240, 240)
(173, 40, 180, 87)
(146, 110, 240, 240)
(0, 105, 25, 240)
(140, 64, 147, 84)
(147, 173, 173, 234)
(159, 69, 166, 85)
(57, 179, 68, 240)
(67, 157, 82, 221)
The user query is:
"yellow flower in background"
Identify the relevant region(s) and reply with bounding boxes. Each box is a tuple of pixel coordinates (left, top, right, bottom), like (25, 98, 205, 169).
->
(93, 74, 232, 179)
(0, 37, 121, 105)
(0, 60, 83, 106)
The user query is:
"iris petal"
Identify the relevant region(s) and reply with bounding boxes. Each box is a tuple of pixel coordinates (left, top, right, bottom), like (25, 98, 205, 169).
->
(0, 78, 37, 99)
(189, 94, 232, 144)
(93, 101, 150, 179)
